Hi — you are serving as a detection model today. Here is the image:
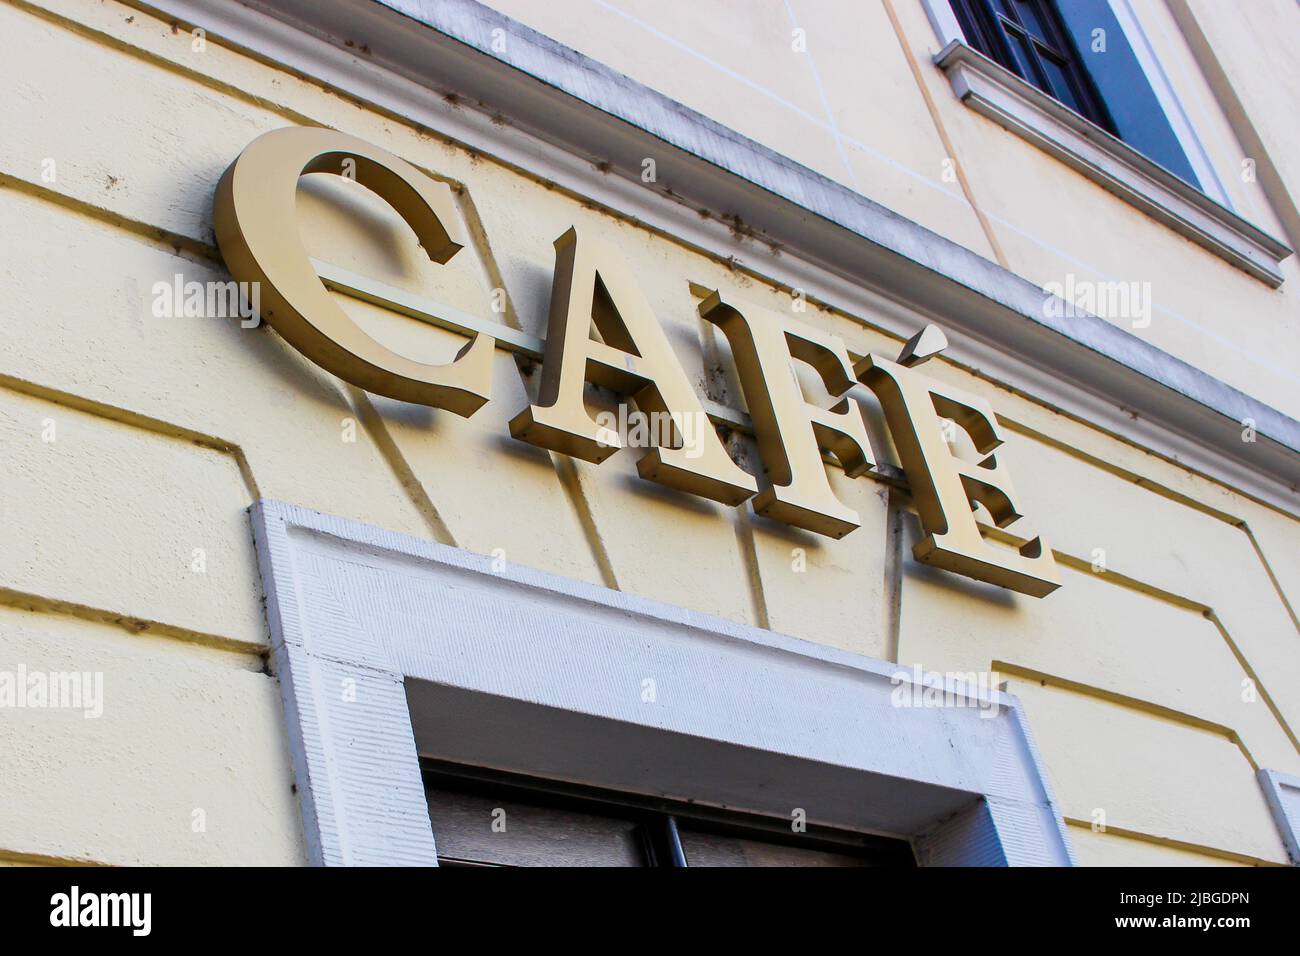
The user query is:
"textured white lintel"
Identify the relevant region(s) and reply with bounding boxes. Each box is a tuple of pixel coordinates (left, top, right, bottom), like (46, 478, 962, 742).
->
(251, 499, 1076, 867)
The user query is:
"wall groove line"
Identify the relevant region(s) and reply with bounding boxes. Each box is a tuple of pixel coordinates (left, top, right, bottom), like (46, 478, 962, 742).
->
(0, 373, 260, 499)
(0, 586, 268, 659)
(994, 659, 1286, 768)
(1062, 819, 1278, 867)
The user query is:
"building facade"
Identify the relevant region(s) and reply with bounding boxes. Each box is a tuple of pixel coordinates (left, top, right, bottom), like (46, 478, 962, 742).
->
(2, 0, 1299, 866)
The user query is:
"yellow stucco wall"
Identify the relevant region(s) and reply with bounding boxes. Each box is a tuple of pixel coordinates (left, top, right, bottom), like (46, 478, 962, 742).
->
(0, 0, 1297, 866)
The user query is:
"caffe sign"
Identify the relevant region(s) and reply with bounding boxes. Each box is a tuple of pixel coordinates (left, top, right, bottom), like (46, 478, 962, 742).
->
(214, 128, 1060, 598)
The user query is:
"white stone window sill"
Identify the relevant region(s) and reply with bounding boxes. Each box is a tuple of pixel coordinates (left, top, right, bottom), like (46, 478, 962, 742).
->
(934, 40, 1291, 287)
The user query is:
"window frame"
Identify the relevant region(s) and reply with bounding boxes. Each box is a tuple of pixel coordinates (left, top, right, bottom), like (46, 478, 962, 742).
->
(421, 759, 917, 867)
(923, 0, 1290, 286)
(949, 0, 1115, 133)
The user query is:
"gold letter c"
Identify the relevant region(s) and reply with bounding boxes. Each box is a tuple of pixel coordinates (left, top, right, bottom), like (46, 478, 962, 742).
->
(213, 126, 493, 415)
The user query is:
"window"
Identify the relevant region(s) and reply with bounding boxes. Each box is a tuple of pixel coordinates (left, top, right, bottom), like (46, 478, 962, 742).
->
(947, 0, 1199, 186)
(423, 762, 916, 867)
(950, 0, 1112, 131)
(930, 0, 1289, 283)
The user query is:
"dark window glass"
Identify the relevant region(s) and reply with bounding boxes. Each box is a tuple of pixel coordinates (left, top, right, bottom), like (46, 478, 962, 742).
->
(1039, 53, 1084, 114)
(424, 779, 647, 867)
(677, 828, 878, 867)
(1013, 0, 1051, 43)
(422, 762, 915, 867)
(948, 0, 1200, 185)
(951, 0, 1114, 131)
